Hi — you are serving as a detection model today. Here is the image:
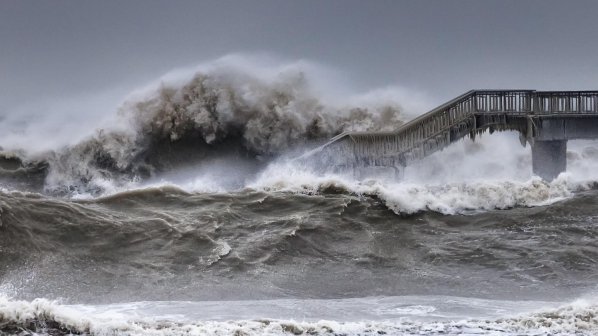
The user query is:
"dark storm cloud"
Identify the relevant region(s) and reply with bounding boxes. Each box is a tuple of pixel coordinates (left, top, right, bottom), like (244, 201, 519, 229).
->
(1, 0, 597, 110)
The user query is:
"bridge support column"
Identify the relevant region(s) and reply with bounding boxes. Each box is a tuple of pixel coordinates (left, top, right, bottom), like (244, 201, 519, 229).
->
(531, 140, 567, 181)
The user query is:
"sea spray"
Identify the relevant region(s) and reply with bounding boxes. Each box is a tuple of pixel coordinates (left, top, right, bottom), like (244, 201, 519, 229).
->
(0, 56, 409, 196)
(249, 161, 574, 215)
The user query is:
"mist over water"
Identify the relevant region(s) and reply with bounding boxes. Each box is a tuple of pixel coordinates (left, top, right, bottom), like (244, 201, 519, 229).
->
(0, 55, 429, 197)
(2, 55, 598, 335)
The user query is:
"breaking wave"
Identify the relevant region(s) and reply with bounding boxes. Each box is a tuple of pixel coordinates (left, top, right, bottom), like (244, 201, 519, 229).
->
(0, 295, 596, 335)
(2, 55, 598, 216)
(249, 168, 575, 215)
(0, 56, 406, 196)
(248, 134, 598, 215)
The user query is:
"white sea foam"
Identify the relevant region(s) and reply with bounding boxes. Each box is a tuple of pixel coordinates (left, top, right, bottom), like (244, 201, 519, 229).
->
(0, 295, 595, 335)
(247, 133, 598, 215)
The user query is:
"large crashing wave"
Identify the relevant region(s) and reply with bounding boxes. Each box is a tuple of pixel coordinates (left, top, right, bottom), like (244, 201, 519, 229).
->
(0, 58, 406, 195)
(248, 134, 598, 215)
(3, 56, 598, 214)
(123, 66, 403, 154)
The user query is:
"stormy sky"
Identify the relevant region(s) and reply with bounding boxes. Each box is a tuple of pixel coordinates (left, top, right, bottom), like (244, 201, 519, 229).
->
(1, 0, 597, 111)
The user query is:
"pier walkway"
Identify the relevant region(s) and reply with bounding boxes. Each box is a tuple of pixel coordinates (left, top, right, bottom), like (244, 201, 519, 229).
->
(311, 90, 598, 180)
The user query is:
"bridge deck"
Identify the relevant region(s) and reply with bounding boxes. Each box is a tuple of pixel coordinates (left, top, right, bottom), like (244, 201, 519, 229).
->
(309, 90, 598, 170)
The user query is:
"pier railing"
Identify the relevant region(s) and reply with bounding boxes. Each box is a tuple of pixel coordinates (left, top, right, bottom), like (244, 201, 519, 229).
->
(535, 91, 598, 114)
(313, 90, 598, 166)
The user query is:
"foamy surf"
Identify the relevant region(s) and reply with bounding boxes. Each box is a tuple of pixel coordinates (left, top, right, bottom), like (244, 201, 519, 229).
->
(247, 161, 581, 215)
(41, 130, 598, 216)
(0, 295, 595, 335)
(23, 162, 594, 215)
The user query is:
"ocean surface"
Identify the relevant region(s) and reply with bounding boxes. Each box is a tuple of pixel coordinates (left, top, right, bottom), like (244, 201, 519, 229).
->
(1, 59, 598, 335)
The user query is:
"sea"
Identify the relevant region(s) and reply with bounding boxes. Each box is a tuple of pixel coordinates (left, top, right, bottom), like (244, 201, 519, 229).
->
(1, 58, 597, 335)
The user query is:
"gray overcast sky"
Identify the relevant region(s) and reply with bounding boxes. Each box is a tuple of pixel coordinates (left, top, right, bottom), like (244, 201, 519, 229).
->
(1, 0, 597, 110)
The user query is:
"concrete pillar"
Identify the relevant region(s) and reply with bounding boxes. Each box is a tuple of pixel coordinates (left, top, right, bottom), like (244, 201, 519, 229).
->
(393, 166, 405, 180)
(532, 140, 567, 181)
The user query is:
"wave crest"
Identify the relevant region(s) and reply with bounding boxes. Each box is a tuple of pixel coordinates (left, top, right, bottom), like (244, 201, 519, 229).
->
(1, 59, 405, 195)
(1, 296, 597, 335)
(123, 66, 403, 154)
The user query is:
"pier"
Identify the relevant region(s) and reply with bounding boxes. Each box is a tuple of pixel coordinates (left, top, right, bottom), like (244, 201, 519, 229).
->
(311, 90, 598, 180)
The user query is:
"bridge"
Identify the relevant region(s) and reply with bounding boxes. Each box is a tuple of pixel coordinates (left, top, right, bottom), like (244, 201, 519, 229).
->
(308, 90, 598, 180)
